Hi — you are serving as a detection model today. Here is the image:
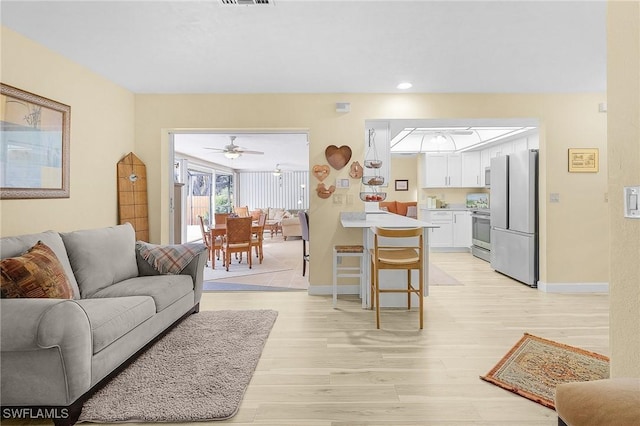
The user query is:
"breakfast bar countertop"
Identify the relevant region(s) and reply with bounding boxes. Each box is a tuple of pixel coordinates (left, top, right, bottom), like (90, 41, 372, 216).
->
(340, 211, 439, 229)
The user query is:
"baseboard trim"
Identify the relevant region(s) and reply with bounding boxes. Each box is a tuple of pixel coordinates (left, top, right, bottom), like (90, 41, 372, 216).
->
(310, 282, 609, 294)
(307, 285, 360, 296)
(429, 247, 470, 253)
(537, 282, 609, 294)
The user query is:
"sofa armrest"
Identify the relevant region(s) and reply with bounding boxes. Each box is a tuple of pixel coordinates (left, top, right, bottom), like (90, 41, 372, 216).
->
(1, 299, 92, 405)
(136, 246, 208, 306)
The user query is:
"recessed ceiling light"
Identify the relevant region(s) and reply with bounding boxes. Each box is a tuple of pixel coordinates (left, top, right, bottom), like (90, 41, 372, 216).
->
(397, 82, 413, 90)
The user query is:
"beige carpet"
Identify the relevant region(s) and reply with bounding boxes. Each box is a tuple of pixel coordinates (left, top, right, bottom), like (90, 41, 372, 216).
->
(204, 238, 295, 280)
(429, 263, 463, 285)
(78, 310, 278, 423)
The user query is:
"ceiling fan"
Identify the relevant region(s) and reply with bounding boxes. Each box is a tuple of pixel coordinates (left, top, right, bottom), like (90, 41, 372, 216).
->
(205, 136, 264, 159)
(273, 163, 295, 176)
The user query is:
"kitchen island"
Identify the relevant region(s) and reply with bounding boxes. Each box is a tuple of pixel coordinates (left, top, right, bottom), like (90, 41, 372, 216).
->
(340, 211, 439, 308)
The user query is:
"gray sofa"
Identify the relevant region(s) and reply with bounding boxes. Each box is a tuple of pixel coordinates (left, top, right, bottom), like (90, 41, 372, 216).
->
(0, 223, 207, 425)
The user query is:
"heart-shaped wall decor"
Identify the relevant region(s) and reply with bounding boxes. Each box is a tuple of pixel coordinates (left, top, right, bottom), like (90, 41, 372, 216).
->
(349, 161, 363, 178)
(316, 183, 336, 199)
(312, 164, 330, 181)
(325, 145, 352, 170)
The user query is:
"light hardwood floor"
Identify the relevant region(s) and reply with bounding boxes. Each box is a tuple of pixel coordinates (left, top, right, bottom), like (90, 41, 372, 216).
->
(13, 252, 609, 425)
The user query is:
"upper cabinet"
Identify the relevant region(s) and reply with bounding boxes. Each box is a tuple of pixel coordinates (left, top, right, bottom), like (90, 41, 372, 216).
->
(420, 153, 461, 188)
(461, 151, 482, 187)
(420, 152, 483, 188)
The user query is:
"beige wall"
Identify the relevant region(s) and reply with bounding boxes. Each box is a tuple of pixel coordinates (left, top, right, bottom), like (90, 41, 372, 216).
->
(0, 27, 135, 235)
(607, 1, 640, 377)
(134, 93, 608, 290)
(388, 155, 418, 203)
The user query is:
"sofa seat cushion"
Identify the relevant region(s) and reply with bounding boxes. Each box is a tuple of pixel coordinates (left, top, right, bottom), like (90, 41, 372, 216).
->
(91, 275, 193, 313)
(77, 296, 155, 354)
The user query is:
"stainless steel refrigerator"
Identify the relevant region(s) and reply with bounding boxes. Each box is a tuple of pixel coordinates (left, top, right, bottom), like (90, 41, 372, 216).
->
(490, 149, 538, 287)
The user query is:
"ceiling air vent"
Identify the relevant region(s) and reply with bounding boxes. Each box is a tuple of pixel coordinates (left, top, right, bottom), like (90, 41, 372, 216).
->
(220, 0, 273, 5)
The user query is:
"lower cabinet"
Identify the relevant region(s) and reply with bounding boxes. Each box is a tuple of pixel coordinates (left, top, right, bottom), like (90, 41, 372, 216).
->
(422, 209, 471, 251)
(453, 210, 472, 248)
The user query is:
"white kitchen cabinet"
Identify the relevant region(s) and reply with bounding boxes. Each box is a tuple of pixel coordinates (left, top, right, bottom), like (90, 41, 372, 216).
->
(424, 209, 472, 251)
(461, 151, 482, 187)
(453, 210, 472, 248)
(427, 210, 454, 247)
(421, 153, 461, 188)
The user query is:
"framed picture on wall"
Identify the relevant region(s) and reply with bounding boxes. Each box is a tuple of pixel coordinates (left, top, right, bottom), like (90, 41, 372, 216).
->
(1, 83, 71, 199)
(395, 179, 409, 191)
(568, 148, 599, 173)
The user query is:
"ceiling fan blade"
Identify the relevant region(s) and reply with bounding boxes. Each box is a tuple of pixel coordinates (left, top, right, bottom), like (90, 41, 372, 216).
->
(237, 150, 264, 155)
(204, 147, 226, 152)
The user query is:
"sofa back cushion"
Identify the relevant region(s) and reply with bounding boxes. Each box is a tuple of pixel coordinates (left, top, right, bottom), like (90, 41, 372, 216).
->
(379, 201, 398, 214)
(61, 223, 138, 298)
(0, 231, 81, 299)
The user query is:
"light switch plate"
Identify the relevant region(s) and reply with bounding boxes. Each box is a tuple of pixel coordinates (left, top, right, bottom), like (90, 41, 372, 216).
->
(624, 186, 640, 218)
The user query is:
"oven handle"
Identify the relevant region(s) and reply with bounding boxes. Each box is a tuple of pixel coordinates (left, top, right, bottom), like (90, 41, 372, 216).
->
(471, 213, 491, 219)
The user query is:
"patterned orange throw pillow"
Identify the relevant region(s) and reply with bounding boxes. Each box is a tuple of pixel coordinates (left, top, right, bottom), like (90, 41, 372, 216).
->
(1, 241, 74, 299)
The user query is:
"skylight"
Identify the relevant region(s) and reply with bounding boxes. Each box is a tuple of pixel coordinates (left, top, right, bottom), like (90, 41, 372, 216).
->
(390, 126, 537, 153)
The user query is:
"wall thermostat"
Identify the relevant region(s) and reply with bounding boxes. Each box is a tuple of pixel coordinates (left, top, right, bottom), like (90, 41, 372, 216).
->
(624, 186, 640, 218)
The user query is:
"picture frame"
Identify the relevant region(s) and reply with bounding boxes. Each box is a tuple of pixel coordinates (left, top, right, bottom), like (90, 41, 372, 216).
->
(568, 148, 599, 173)
(1, 83, 70, 199)
(395, 179, 409, 191)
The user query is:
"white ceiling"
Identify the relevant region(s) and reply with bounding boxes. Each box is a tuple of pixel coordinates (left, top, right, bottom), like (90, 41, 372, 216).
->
(1, 0, 606, 94)
(1, 1, 606, 170)
(174, 132, 309, 171)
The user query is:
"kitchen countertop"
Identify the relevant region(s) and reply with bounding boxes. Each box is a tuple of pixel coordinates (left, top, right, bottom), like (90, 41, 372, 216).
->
(340, 211, 439, 228)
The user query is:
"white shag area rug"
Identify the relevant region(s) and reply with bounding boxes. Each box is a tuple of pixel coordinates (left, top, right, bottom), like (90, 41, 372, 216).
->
(78, 309, 278, 423)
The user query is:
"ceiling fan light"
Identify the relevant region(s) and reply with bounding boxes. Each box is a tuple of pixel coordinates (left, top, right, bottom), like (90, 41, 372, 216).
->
(397, 82, 413, 90)
(224, 151, 240, 159)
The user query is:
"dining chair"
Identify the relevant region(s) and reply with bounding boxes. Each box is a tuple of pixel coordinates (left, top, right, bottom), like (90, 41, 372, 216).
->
(197, 215, 212, 263)
(370, 226, 424, 329)
(224, 216, 253, 271)
(234, 206, 250, 218)
(214, 213, 230, 225)
(298, 211, 310, 277)
(250, 213, 267, 264)
(198, 215, 223, 269)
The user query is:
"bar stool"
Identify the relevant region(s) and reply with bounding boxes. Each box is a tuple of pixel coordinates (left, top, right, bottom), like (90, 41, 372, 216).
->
(332, 245, 365, 308)
(370, 227, 424, 329)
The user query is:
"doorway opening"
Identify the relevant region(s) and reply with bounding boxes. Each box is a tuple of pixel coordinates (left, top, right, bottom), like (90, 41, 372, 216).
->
(170, 130, 310, 292)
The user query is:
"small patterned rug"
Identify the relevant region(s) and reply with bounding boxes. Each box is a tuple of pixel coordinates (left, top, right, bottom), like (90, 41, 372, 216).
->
(480, 333, 609, 409)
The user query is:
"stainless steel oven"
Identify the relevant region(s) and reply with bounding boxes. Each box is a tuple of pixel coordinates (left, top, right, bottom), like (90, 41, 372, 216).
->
(471, 210, 491, 262)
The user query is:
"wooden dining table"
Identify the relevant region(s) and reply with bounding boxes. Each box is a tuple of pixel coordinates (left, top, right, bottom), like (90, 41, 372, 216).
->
(209, 222, 263, 239)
